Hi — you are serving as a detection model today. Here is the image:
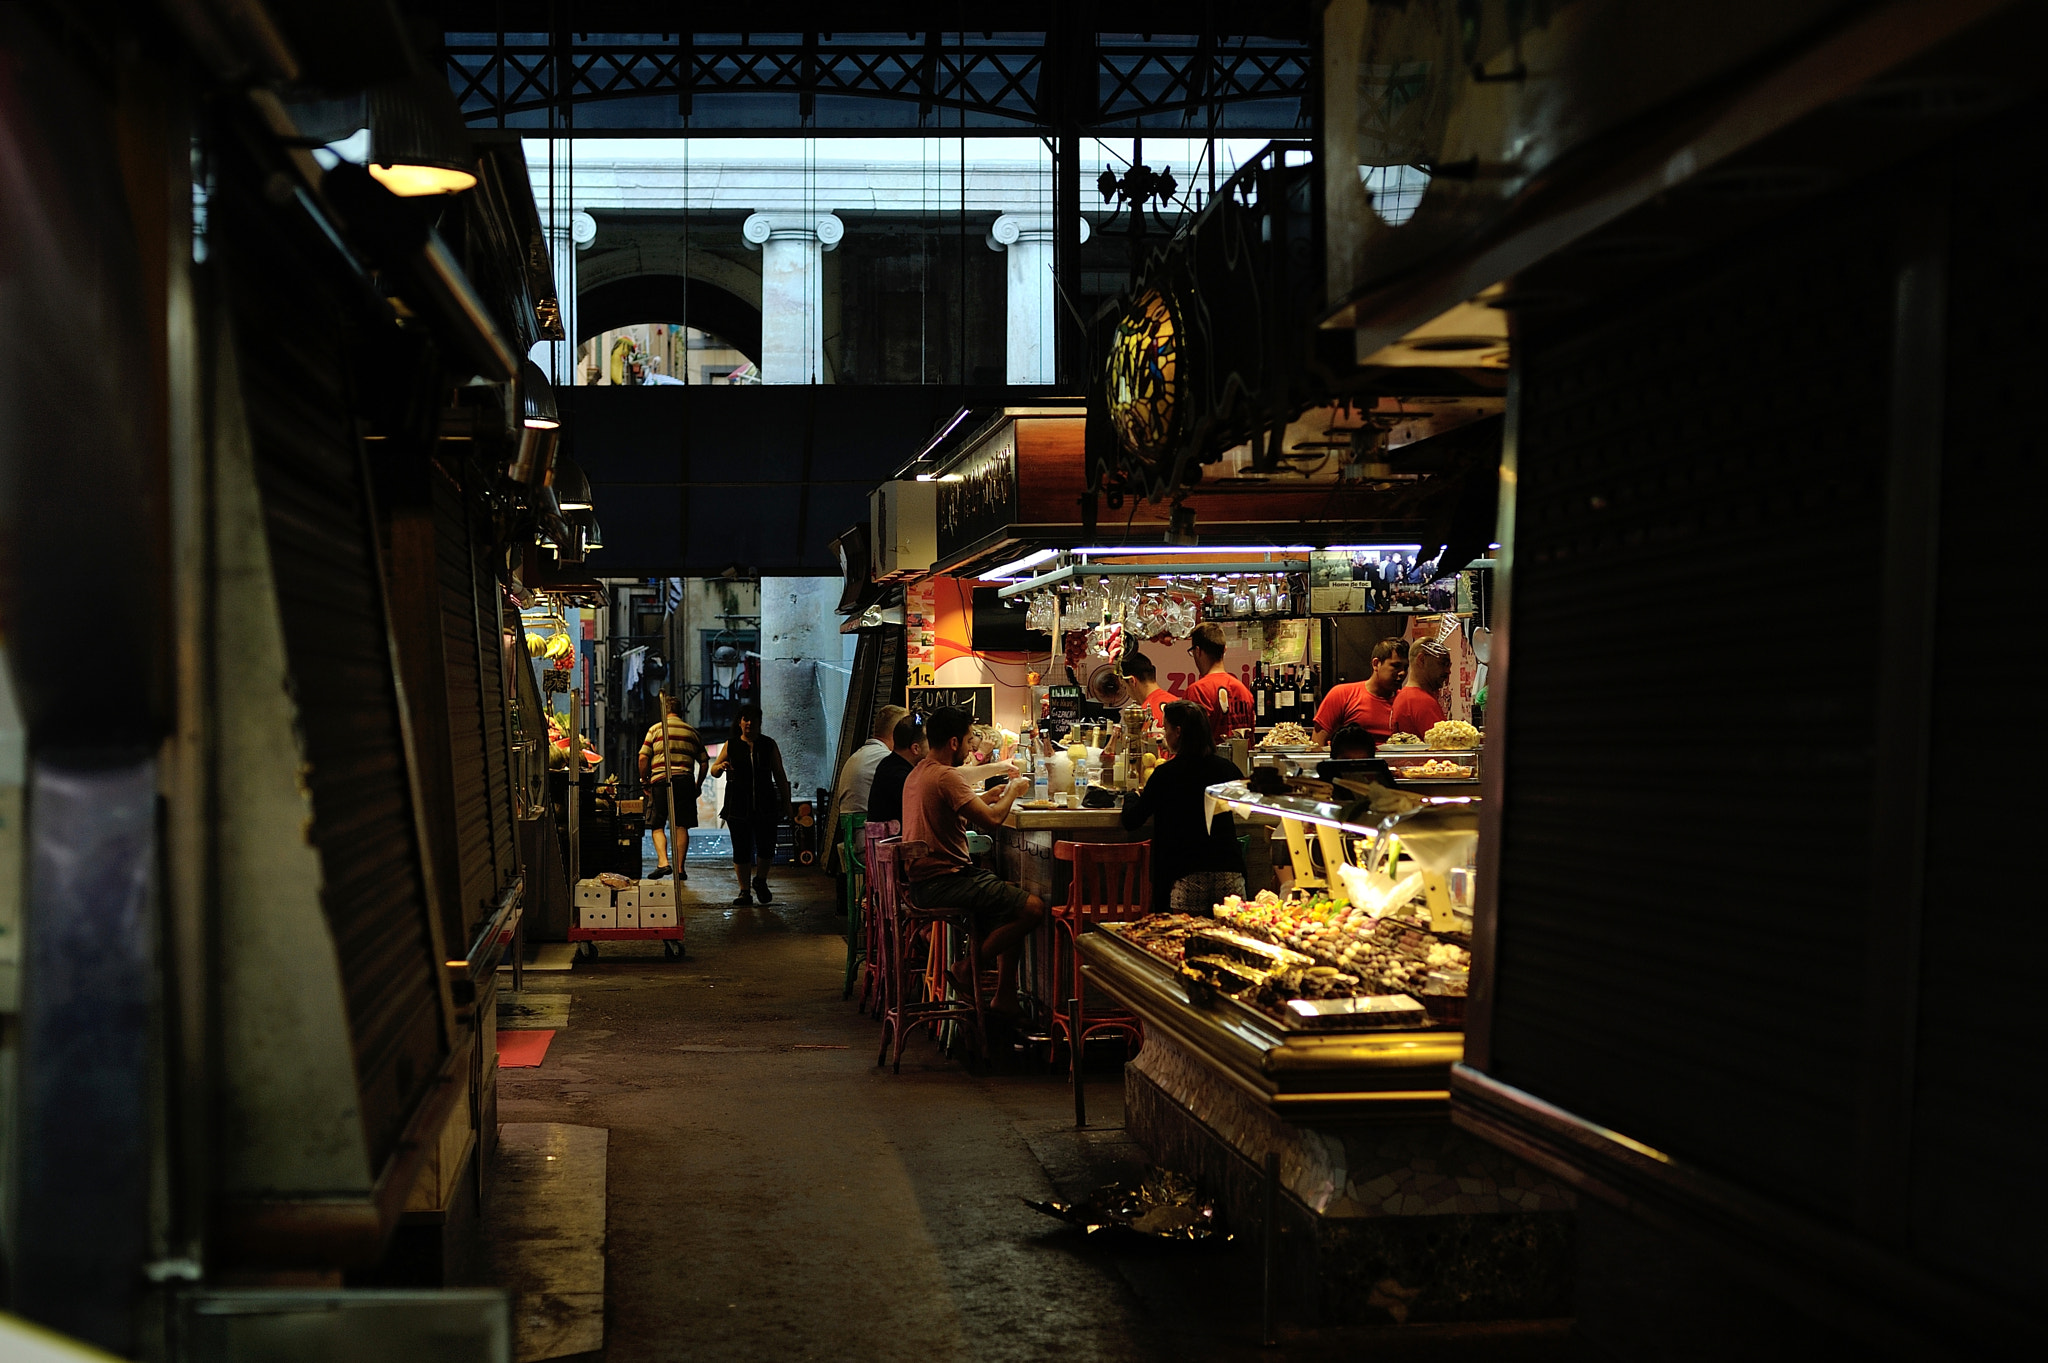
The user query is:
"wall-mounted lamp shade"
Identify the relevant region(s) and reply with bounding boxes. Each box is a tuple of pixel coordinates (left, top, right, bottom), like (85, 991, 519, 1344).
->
(520, 360, 560, 430)
(368, 72, 479, 197)
(552, 455, 593, 511)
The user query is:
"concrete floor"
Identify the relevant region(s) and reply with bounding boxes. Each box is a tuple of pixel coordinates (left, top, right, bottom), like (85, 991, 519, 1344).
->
(497, 865, 1583, 1362)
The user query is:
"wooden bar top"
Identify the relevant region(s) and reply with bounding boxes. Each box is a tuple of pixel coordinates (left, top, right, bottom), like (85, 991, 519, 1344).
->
(1003, 805, 1129, 831)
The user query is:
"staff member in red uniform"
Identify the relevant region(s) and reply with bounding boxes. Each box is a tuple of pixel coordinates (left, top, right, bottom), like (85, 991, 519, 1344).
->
(1122, 651, 1174, 730)
(1183, 623, 1256, 741)
(1313, 636, 1408, 743)
(1391, 644, 1449, 738)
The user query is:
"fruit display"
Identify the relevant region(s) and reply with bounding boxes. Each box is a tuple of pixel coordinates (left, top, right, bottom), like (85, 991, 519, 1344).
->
(1260, 721, 1316, 748)
(1424, 719, 1480, 750)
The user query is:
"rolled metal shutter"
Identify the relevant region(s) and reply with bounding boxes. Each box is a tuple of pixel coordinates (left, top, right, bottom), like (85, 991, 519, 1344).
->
(215, 154, 448, 1173)
(472, 511, 520, 895)
(432, 468, 495, 939)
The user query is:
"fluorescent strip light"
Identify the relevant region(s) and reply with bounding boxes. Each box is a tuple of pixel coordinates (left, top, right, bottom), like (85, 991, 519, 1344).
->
(983, 548, 1058, 578)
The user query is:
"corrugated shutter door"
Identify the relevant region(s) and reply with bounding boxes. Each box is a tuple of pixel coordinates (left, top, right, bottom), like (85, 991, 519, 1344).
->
(433, 470, 494, 938)
(215, 160, 448, 1172)
(472, 507, 519, 893)
(1491, 181, 1893, 1221)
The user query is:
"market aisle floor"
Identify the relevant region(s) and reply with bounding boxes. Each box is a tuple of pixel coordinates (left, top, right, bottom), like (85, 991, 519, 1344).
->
(496, 870, 1581, 1363)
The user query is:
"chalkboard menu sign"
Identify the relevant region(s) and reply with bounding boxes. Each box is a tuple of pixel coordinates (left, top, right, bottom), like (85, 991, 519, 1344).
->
(907, 685, 994, 725)
(1043, 684, 1109, 729)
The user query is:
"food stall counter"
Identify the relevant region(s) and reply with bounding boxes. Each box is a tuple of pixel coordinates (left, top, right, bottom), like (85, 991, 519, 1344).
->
(1003, 804, 1130, 832)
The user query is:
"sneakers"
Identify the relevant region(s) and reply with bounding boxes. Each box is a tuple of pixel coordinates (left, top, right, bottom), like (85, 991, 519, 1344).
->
(752, 877, 772, 904)
(730, 890, 753, 906)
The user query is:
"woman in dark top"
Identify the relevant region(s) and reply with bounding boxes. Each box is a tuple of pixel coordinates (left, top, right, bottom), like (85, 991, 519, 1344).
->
(1120, 701, 1246, 914)
(709, 705, 790, 906)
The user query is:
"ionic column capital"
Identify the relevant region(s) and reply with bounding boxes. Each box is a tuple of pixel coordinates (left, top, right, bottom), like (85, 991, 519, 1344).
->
(987, 211, 1089, 251)
(743, 212, 845, 251)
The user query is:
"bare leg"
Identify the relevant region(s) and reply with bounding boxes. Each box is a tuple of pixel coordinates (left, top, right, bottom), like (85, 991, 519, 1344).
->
(978, 897, 1044, 1014)
(649, 825, 669, 872)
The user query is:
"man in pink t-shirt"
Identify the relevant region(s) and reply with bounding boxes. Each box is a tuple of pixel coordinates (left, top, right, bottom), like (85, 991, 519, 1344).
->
(1313, 636, 1408, 742)
(1390, 645, 1449, 738)
(901, 706, 1043, 1015)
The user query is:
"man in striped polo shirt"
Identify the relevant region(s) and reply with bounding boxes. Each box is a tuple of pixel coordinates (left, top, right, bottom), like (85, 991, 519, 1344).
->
(638, 693, 708, 881)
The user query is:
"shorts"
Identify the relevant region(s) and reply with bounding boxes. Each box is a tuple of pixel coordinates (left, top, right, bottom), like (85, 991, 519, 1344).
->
(725, 815, 780, 864)
(906, 867, 1030, 933)
(644, 781, 698, 831)
(1170, 870, 1245, 914)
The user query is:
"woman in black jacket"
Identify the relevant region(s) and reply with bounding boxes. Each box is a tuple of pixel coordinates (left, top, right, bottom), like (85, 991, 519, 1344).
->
(709, 705, 790, 905)
(1120, 701, 1245, 914)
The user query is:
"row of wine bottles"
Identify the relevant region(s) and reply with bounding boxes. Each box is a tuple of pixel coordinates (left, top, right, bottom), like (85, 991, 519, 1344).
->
(1252, 661, 1321, 726)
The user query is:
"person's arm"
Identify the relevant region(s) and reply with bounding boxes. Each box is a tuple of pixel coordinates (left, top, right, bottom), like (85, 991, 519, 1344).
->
(961, 775, 1030, 832)
(709, 742, 730, 776)
(637, 734, 653, 783)
(766, 739, 790, 804)
(1120, 763, 1162, 831)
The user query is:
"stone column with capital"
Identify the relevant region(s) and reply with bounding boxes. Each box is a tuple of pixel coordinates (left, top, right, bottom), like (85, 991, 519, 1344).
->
(743, 211, 843, 384)
(535, 209, 596, 384)
(987, 211, 1089, 386)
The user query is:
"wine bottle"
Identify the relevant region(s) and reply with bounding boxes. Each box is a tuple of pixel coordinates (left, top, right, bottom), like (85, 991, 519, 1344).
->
(1254, 662, 1269, 721)
(1277, 664, 1296, 720)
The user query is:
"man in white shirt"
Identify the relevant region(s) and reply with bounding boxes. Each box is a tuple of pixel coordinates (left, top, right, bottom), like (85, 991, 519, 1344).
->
(827, 704, 911, 869)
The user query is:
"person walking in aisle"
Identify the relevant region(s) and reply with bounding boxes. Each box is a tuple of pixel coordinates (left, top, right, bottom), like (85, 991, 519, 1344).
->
(1119, 702, 1247, 914)
(709, 705, 790, 905)
(637, 692, 708, 881)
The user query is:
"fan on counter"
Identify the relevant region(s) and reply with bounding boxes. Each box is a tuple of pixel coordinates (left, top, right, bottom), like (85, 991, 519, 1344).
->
(1088, 663, 1132, 708)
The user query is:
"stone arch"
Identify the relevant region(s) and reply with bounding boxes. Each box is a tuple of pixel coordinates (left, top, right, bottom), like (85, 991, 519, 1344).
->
(576, 274, 762, 367)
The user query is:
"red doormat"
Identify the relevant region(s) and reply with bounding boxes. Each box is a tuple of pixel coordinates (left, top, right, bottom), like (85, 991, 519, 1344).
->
(498, 1029, 556, 1068)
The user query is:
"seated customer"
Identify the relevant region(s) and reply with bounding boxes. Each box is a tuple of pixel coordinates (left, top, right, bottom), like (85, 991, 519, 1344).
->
(900, 706, 1043, 1016)
(1119, 702, 1246, 914)
(866, 714, 924, 824)
(1329, 724, 1377, 761)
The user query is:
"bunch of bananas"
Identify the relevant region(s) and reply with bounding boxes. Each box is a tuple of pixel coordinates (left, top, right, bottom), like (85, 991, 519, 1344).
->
(524, 629, 574, 661)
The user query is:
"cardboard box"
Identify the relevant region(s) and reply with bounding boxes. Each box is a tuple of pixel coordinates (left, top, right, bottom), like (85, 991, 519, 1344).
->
(613, 885, 639, 912)
(579, 904, 615, 930)
(639, 879, 675, 906)
(616, 903, 639, 929)
(641, 905, 678, 928)
(574, 879, 611, 908)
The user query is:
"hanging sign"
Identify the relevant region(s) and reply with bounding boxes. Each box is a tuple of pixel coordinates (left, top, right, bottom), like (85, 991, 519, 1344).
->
(936, 425, 1019, 559)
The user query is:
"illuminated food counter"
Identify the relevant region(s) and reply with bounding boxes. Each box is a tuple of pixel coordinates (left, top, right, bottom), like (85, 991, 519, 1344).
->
(1077, 787, 1574, 1327)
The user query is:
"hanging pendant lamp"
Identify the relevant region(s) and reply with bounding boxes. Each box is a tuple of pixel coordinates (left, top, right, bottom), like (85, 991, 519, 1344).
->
(368, 70, 478, 197)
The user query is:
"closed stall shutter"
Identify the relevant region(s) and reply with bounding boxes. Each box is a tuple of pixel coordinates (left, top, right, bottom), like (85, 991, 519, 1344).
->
(1489, 183, 1893, 1214)
(215, 153, 448, 1173)
(472, 506, 519, 894)
(433, 468, 495, 941)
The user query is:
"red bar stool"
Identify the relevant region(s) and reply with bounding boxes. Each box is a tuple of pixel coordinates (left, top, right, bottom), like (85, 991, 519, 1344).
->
(855, 819, 900, 1015)
(1049, 840, 1150, 1070)
(873, 840, 989, 1073)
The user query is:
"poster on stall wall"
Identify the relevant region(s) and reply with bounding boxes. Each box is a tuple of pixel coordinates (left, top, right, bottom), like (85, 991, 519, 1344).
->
(1404, 615, 1478, 724)
(905, 578, 937, 688)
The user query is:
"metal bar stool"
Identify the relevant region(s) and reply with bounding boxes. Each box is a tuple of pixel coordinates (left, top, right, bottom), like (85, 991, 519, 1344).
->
(839, 812, 867, 999)
(855, 819, 899, 1014)
(873, 840, 989, 1073)
(1049, 840, 1150, 1071)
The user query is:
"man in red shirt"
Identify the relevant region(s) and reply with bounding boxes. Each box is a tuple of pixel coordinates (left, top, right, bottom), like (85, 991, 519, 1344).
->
(1182, 623, 1256, 740)
(1122, 650, 1174, 730)
(1313, 636, 1408, 743)
(1391, 644, 1449, 738)
(901, 706, 1043, 1016)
